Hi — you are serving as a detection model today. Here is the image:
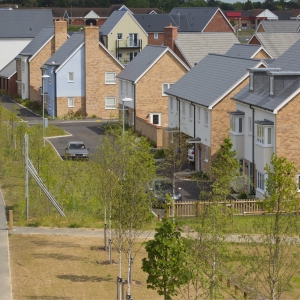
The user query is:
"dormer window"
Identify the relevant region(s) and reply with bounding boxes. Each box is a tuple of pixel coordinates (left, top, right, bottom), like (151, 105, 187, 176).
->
(229, 111, 244, 135)
(249, 71, 253, 91)
(255, 120, 274, 147)
(269, 75, 274, 96)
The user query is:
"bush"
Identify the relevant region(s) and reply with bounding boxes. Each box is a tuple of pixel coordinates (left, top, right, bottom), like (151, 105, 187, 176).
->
(191, 170, 209, 180)
(238, 191, 248, 199)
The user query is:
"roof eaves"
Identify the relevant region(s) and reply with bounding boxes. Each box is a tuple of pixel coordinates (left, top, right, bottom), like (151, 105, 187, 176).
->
(173, 40, 192, 68)
(251, 46, 273, 59)
(201, 7, 218, 33)
(99, 42, 124, 68)
(106, 11, 127, 36)
(273, 86, 300, 114)
(166, 47, 190, 71)
(28, 35, 54, 62)
(55, 42, 85, 73)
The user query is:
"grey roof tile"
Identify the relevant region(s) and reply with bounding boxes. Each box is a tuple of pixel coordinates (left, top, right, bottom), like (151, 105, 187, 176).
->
(169, 7, 220, 32)
(166, 54, 262, 107)
(116, 45, 169, 82)
(225, 43, 264, 58)
(19, 26, 54, 57)
(258, 20, 300, 33)
(251, 32, 300, 58)
(175, 32, 239, 67)
(0, 60, 16, 78)
(0, 9, 53, 38)
(99, 10, 127, 36)
(44, 33, 84, 67)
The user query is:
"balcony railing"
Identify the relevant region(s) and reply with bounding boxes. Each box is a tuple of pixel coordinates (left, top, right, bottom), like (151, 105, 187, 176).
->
(116, 39, 142, 49)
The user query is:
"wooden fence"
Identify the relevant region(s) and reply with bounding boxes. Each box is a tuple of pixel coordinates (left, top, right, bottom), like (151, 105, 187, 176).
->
(168, 198, 265, 218)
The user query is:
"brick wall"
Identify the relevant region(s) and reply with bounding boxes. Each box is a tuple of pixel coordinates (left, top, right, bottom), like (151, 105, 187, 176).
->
(164, 24, 178, 51)
(148, 33, 164, 45)
(56, 96, 85, 116)
(253, 49, 271, 59)
(203, 10, 234, 32)
(276, 93, 300, 171)
(8, 74, 17, 96)
(249, 36, 260, 45)
(54, 20, 68, 52)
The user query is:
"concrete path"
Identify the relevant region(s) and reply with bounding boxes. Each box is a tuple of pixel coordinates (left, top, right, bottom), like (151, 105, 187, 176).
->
(0, 190, 12, 300)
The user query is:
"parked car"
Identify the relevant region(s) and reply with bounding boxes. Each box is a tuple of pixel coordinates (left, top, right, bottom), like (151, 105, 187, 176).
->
(188, 146, 194, 162)
(148, 178, 182, 207)
(65, 141, 89, 160)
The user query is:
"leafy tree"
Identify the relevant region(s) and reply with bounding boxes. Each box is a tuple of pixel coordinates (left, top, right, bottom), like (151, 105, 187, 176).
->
(245, 154, 300, 300)
(244, 0, 253, 10)
(264, 0, 276, 9)
(142, 216, 189, 299)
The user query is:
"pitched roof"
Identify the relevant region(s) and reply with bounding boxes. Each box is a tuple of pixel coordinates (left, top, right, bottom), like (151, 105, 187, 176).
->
(225, 43, 271, 59)
(0, 59, 16, 79)
(166, 54, 263, 108)
(0, 9, 53, 38)
(169, 7, 221, 32)
(44, 32, 84, 68)
(19, 26, 54, 58)
(117, 45, 189, 83)
(257, 20, 300, 33)
(249, 32, 300, 58)
(133, 14, 190, 32)
(175, 32, 239, 67)
(99, 10, 127, 35)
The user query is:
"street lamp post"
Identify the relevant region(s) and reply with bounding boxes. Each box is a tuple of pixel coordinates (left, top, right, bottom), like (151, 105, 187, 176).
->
(42, 74, 50, 147)
(122, 97, 133, 137)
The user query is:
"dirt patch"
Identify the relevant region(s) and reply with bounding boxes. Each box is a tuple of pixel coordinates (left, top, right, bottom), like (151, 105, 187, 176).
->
(10, 234, 190, 300)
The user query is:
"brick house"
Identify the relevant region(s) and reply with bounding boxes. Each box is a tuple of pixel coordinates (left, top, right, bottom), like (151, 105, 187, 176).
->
(16, 20, 68, 102)
(134, 7, 234, 46)
(0, 60, 17, 96)
(41, 24, 123, 118)
(166, 53, 266, 173)
(256, 20, 300, 33)
(116, 45, 189, 148)
(225, 43, 272, 60)
(231, 39, 300, 199)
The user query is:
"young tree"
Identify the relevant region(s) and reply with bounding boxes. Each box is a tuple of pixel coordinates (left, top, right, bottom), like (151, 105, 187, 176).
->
(246, 154, 300, 300)
(142, 216, 189, 299)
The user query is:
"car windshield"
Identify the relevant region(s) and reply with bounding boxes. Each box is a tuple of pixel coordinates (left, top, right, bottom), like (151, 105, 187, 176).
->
(70, 143, 86, 150)
(155, 181, 173, 191)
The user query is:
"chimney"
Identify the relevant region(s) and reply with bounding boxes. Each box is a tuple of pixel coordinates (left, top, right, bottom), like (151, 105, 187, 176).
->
(164, 23, 178, 51)
(54, 18, 68, 52)
(84, 24, 100, 117)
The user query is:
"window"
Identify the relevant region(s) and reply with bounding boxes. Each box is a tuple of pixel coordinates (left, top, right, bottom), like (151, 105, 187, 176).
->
(197, 106, 201, 122)
(118, 53, 122, 59)
(257, 125, 264, 144)
(129, 52, 138, 61)
(162, 83, 173, 96)
(249, 117, 252, 135)
(170, 97, 173, 111)
(68, 97, 74, 108)
(150, 113, 161, 126)
(182, 102, 185, 117)
(105, 72, 116, 84)
(270, 75, 274, 96)
(117, 33, 122, 40)
(68, 72, 74, 82)
(297, 175, 300, 192)
(230, 115, 236, 132)
(204, 146, 208, 162)
(129, 33, 138, 47)
(132, 111, 135, 125)
(249, 72, 253, 91)
(120, 80, 123, 93)
(205, 109, 208, 126)
(257, 125, 272, 146)
(239, 117, 243, 133)
(48, 76, 51, 85)
(176, 100, 179, 112)
(22, 83, 25, 93)
(105, 97, 116, 109)
(257, 171, 265, 192)
(154, 33, 158, 39)
(189, 103, 193, 120)
(22, 61, 25, 72)
(230, 115, 243, 134)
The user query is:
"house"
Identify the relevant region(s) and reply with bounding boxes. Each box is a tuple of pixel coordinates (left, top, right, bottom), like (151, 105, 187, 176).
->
(231, 39, 300, 199)
(256, 20, 300, 33)
(248, 32, 300, 58)
(0, 9, 53, 71)
(0, 60, 17, 96)
(116, 45, 189, 148)
(16, 20, 68, 102)
(225, 44, 273, 60)
(134, 7, 234, 46)
(165, 54, 266, 173)
(41, 24, 123, 118)
(163, 23, 239, 68)
(99, 10, 148, 65)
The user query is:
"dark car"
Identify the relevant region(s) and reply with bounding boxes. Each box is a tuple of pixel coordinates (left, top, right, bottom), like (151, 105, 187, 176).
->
(65, 141, 89, 160)
(149, 178, 182, 207)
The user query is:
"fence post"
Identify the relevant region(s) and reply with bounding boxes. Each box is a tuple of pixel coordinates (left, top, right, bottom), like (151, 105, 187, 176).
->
(196, 200, 201, 217)
(9, 210, 13, 231)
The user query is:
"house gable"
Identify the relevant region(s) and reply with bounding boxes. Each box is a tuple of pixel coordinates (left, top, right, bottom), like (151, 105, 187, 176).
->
(203, 9, 235, 33)
(257, 9, 278, 20)
(85, 10, 100, 19)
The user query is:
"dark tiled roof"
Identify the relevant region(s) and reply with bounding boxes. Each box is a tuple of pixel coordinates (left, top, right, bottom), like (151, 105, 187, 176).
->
(258, 20, 300, 33)
(0, 9, 53, 38)
(225, 44, 264, 58)
(100, 10, 127, 35)
(0, 60, 16, 78)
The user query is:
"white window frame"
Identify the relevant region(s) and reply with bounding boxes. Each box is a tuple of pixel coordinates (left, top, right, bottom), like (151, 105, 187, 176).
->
(204, 146, 208, 162)
(189, 103, 193, 120)
(176, 100, 179, 112)
(256, 124, 273, 146)
(150, 113, 161, 126)
(257, 171, 265, 192)
(22, 61, 25, 72)
(249, 117, 252, 135)
(297, 174, 300, 192)
(68, 72, 74, 82)
(182, 102, 185, 117)
(22, 83, 25, 94)
(120, 80, 123, 94)
(197, 106, 201, 123)
(170, 97, 173, 112)
(205, 109, 209, 127)
(162, 83, 173, 96)
(132, 111, 135, 125)
(48, 76, 51, 85)
(105, 72, 116, 84)
(230, 115, 244, 134)
(105, 97, 116, 109)
(117, 33, 123, 40)
(68, 97, 74, 108)
(154, 33, 158, 39)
